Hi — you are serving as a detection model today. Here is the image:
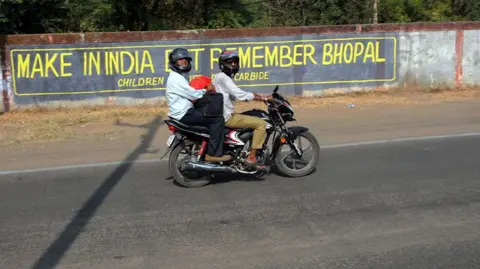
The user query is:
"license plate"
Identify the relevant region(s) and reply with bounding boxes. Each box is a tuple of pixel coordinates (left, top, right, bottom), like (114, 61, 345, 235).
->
(166, 134, 175, 147)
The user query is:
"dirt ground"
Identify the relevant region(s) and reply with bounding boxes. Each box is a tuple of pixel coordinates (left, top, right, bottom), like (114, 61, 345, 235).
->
(1, 87, 480, 171)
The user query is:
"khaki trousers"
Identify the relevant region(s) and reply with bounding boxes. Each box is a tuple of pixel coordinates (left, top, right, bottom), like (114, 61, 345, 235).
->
(226, 114, 267, 149)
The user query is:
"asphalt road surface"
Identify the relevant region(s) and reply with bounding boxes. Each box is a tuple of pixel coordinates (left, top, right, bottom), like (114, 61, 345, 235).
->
(1, 134, 480, 269)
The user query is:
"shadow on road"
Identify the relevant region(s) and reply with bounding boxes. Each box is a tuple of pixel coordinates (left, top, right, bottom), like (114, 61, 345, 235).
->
(210, 173, 266, 185)
(30, 116, 164, 269)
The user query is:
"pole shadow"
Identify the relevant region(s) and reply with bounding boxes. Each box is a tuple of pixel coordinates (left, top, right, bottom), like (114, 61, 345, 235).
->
(30, 115, 164, 269)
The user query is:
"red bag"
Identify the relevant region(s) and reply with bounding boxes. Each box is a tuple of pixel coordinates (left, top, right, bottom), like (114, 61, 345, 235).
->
(189, 76, 213, 103)
(190, 76, 212, 90)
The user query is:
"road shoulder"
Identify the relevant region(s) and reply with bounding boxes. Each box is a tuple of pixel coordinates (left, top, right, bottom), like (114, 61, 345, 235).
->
(1, 98, 479, 172)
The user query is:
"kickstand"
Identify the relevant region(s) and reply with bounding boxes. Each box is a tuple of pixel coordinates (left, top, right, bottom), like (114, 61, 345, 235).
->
(265, 165, 272, 175)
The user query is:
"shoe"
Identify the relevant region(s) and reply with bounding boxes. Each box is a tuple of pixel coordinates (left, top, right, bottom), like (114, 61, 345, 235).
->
(245, 159, 266, 170)
(205, 154, 232, 162)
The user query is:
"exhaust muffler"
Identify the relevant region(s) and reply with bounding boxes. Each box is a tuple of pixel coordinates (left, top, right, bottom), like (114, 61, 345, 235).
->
(180, 161, 237, 173)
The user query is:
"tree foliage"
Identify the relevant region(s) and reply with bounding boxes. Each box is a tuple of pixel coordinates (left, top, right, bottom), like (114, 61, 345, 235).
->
(1, 0, 479, 34)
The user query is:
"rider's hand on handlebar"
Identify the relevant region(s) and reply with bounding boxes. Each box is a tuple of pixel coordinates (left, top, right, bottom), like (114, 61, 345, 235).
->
(265, 95, 274, 103)
(253, 93, 274, 104)
(253, 93, 266, 102)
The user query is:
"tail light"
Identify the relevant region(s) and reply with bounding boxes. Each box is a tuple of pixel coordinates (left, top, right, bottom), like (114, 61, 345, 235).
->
(168, 124, 178, 133)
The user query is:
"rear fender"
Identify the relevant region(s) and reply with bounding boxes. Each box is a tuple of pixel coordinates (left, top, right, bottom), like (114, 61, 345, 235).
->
(159, 133, 185, 160)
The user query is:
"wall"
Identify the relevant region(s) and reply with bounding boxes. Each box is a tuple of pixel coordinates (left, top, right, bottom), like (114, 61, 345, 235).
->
(1, 22, 479, 111)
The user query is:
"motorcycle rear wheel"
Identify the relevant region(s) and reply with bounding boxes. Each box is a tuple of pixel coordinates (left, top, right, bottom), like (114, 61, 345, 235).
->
(168, 142, 212, 188)
(274, 130, 320, 177)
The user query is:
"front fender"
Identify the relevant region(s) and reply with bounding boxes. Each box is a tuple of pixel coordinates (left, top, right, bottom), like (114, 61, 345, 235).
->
(270, 126, 309, 160)
(287, 126, 309, 139)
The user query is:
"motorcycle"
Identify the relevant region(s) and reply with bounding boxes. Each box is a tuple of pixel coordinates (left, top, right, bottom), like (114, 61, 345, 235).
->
(161, 85, 320, 188)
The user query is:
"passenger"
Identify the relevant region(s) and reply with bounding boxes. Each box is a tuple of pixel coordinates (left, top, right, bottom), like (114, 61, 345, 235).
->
(212, 50, 273, 169)
(166, 48, 231, 163)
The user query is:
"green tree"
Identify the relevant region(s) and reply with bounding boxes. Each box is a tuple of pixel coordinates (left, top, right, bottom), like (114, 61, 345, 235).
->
(1, 0, 478, 34)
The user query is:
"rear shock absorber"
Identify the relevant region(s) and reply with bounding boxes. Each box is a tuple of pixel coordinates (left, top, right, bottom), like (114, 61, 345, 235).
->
(197, 140, 208, 161)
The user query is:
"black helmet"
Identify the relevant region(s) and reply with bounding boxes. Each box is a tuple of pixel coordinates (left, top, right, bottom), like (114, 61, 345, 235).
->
(218, 50, 240, 77)
(169, 48, 192, 73)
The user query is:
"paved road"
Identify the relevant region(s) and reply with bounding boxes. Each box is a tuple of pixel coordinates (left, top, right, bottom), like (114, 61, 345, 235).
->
(1, 135, 480, 269)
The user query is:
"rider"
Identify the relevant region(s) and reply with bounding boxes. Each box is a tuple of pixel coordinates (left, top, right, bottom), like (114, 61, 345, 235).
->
(212, 50, 273, 169)
(166, 48, 231, 163)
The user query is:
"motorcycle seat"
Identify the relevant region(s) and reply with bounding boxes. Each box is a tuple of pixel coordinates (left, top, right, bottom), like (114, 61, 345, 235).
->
(167, 118, 253, 134)
(167, 118, 209, 132)
(189, 125, 211, 133)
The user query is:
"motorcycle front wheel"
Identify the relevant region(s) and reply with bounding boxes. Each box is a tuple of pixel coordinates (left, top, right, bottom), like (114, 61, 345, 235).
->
(274, 130, 320, 177)
(168, 142, 212, 188)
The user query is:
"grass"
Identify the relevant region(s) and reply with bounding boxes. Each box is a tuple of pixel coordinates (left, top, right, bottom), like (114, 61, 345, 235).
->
(0, 105, 168, 144)
(1, 85, 479, 145)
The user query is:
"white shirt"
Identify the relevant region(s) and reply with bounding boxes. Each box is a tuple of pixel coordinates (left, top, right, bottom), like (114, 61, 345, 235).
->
(166, 71, 206, 120)
(212, 72, 254, 122)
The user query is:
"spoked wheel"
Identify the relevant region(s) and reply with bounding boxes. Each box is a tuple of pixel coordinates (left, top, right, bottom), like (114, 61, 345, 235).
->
(274, 130, 320, 177)
(168, 142, 212, 188)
